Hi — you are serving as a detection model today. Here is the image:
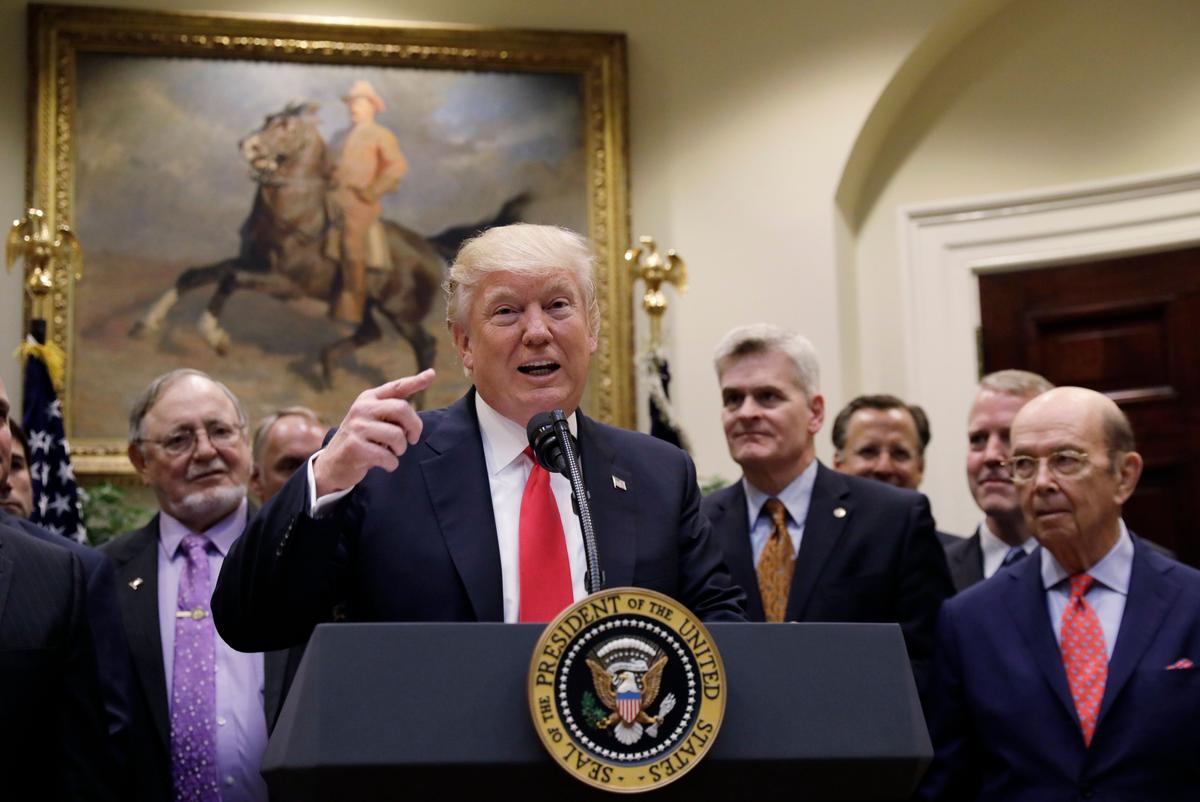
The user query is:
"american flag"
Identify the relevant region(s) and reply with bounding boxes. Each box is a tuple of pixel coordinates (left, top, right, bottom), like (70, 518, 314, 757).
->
(617, 690, 641, 725)
(21, 335, 86, 543)
(644, 350, 690, 451)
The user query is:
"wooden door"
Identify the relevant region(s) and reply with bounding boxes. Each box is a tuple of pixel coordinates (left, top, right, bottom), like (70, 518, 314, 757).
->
(979, 245, 1200, 566)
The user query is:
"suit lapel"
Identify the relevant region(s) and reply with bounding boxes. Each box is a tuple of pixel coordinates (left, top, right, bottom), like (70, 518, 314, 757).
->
(577, 415, 637, 590)
(947, 530, 984, 590)
(419, 393, 504, 622)
(1002, 553, 1078, 724)
(708, 484, 764, 620)
(788, 464, 848, 621)
(111, 520, 171, 750)
(1096, 543, 1179, 726)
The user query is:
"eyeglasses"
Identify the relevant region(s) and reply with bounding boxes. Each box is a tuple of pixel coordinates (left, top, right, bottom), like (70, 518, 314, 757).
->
(137, 421, 245, 456)
(1003, 450, 1091, 483)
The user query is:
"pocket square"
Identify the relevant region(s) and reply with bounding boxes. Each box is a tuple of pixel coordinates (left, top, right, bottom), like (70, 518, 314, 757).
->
(1165, 658, 1194, 670)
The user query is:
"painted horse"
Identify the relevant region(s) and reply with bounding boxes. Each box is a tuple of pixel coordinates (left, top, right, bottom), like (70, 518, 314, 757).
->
(131, 101, 528, 396)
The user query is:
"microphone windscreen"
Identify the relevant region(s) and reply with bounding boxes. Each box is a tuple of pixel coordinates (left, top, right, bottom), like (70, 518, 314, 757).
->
(526, 411, 567, 474)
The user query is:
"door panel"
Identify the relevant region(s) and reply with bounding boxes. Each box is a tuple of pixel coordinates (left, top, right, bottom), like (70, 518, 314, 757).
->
(979, 246, 1200, 566)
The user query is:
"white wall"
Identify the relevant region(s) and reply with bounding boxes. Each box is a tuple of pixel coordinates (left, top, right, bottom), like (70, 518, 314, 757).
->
(851, 0, 1200, 533)
(0, 0, 955, 483)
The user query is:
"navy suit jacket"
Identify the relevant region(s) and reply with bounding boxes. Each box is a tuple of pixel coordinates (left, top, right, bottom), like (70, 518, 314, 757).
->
(0, 510, 135, 770)
(918, 537, 1200, 801)
(101, 515, 289, 802)
(0, 522, 115, 801)
(701, 464, 953, 695)
(213, 391, 745, 652)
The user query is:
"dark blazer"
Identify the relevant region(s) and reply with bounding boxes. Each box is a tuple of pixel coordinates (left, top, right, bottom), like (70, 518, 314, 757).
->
(0, 522, 116, 801)
(0, 509, 135, 768)
(701, 463, 953, 695)
(100, 515, 289, 802)
(944, 528, 985, 593)
(213, 391, 745, 653)
(918, 537, 1200, 801)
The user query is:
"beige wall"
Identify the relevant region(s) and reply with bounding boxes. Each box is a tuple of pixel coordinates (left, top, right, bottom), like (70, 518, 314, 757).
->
(851, 0, 1200, 533)
(0, 0, 953, 482)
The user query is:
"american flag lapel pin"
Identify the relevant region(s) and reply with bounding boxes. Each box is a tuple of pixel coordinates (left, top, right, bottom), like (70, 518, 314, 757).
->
(612, 475, 627, 491)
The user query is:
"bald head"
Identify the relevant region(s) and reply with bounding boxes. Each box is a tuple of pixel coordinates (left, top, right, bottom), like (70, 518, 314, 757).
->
(1010, 387, 1142, 573)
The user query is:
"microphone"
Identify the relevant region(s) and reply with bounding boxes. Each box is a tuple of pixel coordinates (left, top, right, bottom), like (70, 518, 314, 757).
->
(526, 411, 567, 475)
(525, 409, 603, 594)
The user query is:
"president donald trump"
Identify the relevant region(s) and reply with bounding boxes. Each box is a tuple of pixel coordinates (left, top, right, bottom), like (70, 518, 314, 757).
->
(919, 387, 1200, 800)
(214, 224, 743, 649)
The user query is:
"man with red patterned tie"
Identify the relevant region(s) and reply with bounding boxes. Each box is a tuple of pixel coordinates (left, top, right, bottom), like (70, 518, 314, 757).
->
(919, 387, 1200, 801)
(213, 224, 743, 655)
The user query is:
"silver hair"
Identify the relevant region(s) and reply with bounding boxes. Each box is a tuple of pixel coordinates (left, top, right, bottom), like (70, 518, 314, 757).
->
(978, 369, 1054, 400)
(442, 223, 600, 338)
(252, 406, 324, 464)
(128, 368, 248, 444)
(712, 323, 821, 398)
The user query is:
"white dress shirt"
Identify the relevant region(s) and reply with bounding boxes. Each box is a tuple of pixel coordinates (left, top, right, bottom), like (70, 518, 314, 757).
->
(306, 395, 587, 622)
(979, 520, 1038, 579)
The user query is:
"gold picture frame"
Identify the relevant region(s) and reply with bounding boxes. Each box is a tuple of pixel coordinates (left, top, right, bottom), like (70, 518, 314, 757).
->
(27, 3, 633, 478)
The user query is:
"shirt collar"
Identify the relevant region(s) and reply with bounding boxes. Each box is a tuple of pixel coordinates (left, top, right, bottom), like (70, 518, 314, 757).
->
(158, 497, 249, 559)
(979, 519, 1037, 561)
(742, 459, 818, 530)
(1040, 519, 1134, 594)
(475, 393, 578, 476)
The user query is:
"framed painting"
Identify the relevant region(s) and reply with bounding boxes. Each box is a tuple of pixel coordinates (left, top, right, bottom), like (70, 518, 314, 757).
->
(26, 3, 632, 477)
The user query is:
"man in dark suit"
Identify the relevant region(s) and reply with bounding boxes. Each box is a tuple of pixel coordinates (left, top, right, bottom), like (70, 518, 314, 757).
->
(919, 387, 1200, 800)
(0, 377, 135, 780)
(701, 324, 952, 694)
(213, 224, 743, 655)
(101, 370, 286, 802)
(943, 370, 1053, 592)
(0, 521, 115, 801)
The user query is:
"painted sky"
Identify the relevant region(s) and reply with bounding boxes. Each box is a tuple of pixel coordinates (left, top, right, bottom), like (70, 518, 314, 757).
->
(75, 54, 586, 263)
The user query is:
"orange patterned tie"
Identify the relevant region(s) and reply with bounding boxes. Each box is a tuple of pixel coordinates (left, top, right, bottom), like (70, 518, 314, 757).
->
(756, 498, 794, 623)
(1060, 574, 1107, 746)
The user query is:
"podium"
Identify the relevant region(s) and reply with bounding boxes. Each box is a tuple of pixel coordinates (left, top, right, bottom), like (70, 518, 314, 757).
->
(263, 622, 931, 801)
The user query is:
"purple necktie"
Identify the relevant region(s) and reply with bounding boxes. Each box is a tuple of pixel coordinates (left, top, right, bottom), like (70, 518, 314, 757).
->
(170, 534, 220, 802)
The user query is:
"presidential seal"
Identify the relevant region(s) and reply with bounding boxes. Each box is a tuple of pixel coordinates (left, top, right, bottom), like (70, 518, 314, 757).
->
(528, 588, 726, 793)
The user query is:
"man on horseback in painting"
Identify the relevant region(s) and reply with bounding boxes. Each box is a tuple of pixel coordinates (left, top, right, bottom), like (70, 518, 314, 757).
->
(326, 80, 408, 324)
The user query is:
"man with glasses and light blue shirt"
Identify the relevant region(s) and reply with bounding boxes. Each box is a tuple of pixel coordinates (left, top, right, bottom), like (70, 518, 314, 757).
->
(101, 369, 287, 802)
(919, 386, 1200, 801)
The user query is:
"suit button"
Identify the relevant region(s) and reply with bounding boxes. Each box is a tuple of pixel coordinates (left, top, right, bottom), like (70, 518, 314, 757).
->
(1079, 784, 1094, 799)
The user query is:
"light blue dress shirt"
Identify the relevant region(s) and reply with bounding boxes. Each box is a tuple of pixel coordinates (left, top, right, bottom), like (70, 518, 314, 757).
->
(742, 460, 818, 565)
(1041, 520, 1133, 662)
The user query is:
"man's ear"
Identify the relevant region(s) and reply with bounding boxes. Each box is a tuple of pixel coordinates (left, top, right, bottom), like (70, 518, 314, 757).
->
(1114, 450, 1143, 505)
(451, 323, 473, 373)
(249, 466, 263, 502)
(807, 394, 826, 435)
(127, 442, 149, 484)
(832, 449, 845, 469)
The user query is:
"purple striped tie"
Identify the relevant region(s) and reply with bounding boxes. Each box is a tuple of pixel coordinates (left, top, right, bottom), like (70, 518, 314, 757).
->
(170, 534, 220, 802)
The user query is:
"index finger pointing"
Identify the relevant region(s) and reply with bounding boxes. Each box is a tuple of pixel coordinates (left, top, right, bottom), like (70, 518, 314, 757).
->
(375, 368, 437, 400)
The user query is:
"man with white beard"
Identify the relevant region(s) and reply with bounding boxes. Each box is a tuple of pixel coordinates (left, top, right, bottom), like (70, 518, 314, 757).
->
(101, 369, 285, 802)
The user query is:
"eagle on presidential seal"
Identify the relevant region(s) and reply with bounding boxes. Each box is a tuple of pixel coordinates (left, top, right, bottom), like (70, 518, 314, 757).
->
(586, 637, 677, 746)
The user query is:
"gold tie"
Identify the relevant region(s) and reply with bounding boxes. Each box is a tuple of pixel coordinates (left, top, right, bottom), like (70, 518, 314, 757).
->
(757, 498, 794, 623)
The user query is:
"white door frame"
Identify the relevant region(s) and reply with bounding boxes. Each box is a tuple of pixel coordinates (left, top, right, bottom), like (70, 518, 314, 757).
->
(899, 167, 1200, 535)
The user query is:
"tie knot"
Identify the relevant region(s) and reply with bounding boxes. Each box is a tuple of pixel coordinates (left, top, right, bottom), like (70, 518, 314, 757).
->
(763, 498, 788, 531)
(180, 533, 208, 558)
(1002, 546, 1027, 567)
(1068, 573, 1095, 599)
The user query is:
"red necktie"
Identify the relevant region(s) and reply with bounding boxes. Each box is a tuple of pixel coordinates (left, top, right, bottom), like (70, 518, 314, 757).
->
(1060, 574, 1107, 746)
(518, 447, 573, 622)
